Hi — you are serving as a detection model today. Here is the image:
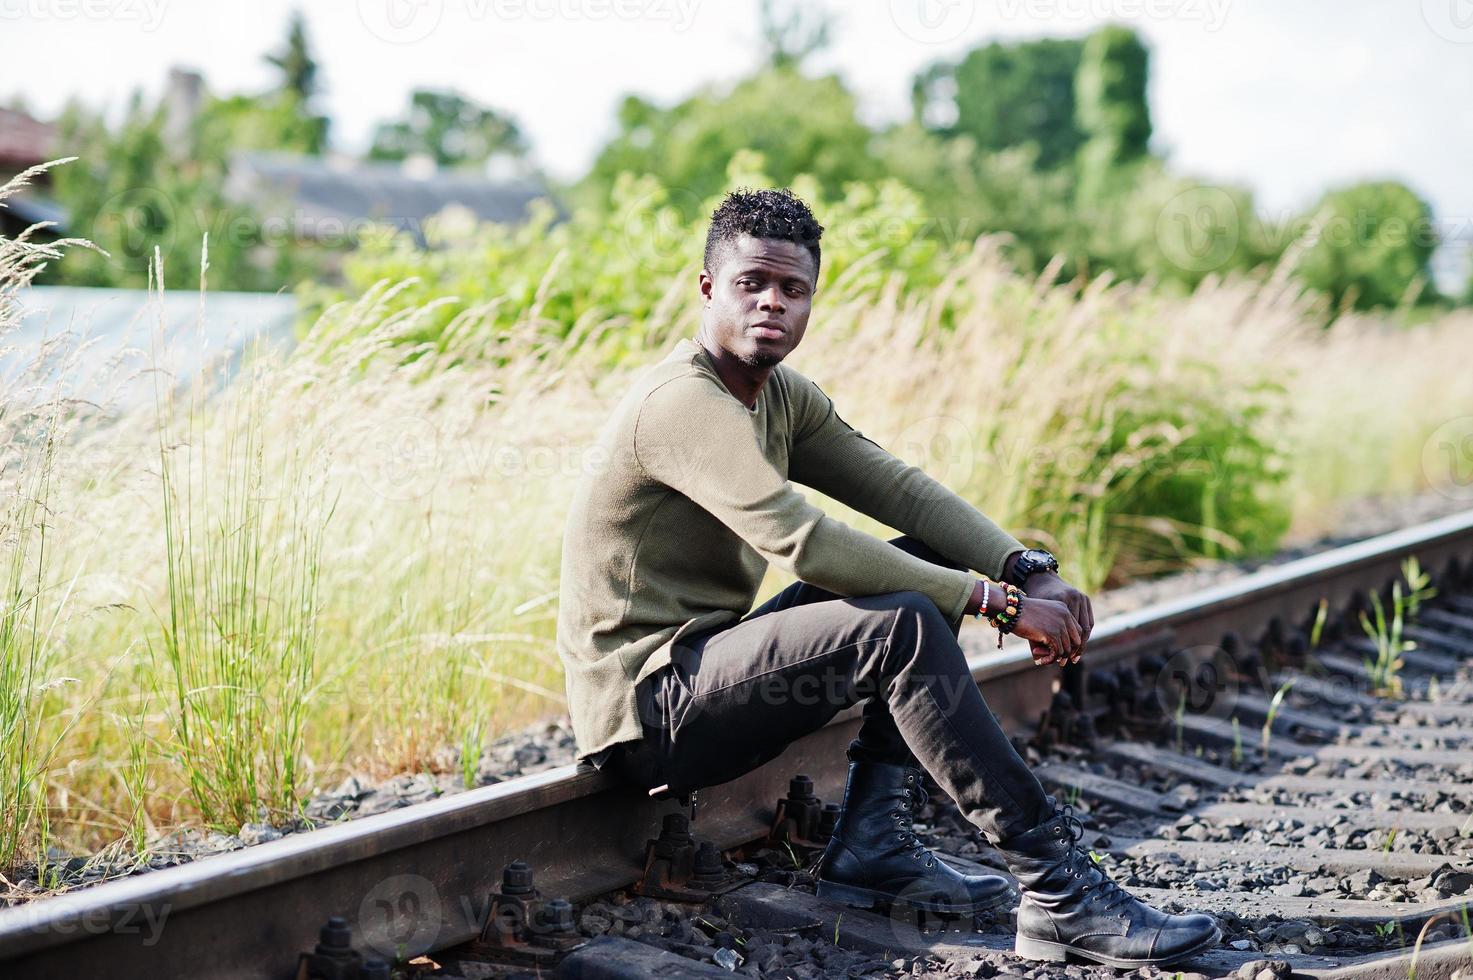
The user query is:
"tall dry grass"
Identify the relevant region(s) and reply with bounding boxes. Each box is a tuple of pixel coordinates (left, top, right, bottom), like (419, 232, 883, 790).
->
(1, 175, 1469, 867)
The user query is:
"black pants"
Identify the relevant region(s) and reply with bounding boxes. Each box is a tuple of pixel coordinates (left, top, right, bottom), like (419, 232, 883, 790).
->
(610, 535, 1052, 842)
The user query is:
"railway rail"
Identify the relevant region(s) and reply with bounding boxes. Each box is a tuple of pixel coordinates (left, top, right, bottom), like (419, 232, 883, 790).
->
(6, 510, 1473, 979)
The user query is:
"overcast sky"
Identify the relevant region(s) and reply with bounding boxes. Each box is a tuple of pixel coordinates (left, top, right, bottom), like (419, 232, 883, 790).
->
(6, 0, 1471, 281)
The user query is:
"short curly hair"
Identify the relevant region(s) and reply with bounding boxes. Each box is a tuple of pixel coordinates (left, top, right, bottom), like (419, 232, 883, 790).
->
(703, 187, 823, 280)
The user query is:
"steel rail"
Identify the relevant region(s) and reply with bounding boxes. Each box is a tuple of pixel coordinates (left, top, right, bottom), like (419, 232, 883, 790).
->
(4, 508, 1473, 978)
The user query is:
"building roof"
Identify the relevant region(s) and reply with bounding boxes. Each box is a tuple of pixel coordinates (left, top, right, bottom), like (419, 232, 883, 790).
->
(6, 286, 298, 413)
(0, 108, 57, 170)
(227, 151, 554, 243)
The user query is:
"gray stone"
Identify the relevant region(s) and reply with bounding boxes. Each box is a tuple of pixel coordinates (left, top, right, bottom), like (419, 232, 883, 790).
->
(237, 823, 282, 846)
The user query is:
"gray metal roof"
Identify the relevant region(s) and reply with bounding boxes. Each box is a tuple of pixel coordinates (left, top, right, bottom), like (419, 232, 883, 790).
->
(227, 151, 554, 243)
(4, 285, 298, 414)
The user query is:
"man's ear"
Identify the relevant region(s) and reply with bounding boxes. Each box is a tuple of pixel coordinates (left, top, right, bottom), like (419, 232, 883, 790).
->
(699, 269, 714, 304)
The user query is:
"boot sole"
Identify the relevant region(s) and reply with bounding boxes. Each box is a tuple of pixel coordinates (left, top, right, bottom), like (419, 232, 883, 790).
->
(816, 878, 1016, 915)
(1014, 925, 1222, 969)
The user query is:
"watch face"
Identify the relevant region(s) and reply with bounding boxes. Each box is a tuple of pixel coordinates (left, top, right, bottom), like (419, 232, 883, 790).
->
(1021, 549, 1058, 573)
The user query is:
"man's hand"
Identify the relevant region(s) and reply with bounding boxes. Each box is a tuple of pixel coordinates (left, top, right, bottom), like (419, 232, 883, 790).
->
(1022, 572, 1094, 665)
(1009, 596, 1082, 667)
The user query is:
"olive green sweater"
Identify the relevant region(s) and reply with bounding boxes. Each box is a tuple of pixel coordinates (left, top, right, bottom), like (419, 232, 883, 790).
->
(555, 337, 1026, 761)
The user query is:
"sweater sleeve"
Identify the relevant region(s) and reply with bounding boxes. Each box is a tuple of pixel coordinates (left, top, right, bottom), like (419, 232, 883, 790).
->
(785, 371, 1026, 582)
(633, 375, 978, 624)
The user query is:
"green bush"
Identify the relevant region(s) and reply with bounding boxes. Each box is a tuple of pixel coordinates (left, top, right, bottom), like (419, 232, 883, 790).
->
(302, 154, 974, 356)
(1293, 181, 1438, 312)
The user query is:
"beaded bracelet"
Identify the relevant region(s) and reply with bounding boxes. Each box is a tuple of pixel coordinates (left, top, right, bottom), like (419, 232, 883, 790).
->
(971, 580, 991, 621)
(988, 582, 1025, 649)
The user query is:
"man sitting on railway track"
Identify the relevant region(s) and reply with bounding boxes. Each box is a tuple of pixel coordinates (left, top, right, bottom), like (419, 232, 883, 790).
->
(555, 187, 1221, 969)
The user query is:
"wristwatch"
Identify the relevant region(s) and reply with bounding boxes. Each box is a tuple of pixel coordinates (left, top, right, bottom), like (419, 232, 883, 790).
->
(1009, 548, 1059, 585)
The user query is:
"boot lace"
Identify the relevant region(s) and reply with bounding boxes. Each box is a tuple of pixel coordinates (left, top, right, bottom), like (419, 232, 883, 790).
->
(896, 772, 935, 867)
(1056, 804, 1132, 916)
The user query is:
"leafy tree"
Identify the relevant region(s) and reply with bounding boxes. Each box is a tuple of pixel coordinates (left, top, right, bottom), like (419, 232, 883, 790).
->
(46, 96, 281, 289)
(267, 9, 320, 103)
(1075, 25, 1151, 201)
(873, 121, 1075, 275)
(758, 0, 835, 71)
(578, 67, 877, 206)
(195, 10, 328, 156)
(1294, 181, 1438, 312)
(912, 38, 1085, 171)
(197, 93, 327, 157)
(1074, 164, 1282, 289)
(368, 90, 527, 169)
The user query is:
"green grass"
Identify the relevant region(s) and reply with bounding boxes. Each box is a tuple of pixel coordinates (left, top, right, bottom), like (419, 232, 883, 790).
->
(4, 158, 1473, 869)
(1360, 558, 1436, 698)
(1262, 679, 1295, 759)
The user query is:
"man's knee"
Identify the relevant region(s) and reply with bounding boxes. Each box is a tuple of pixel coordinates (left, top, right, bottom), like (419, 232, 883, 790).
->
(877, 592, 978, 704)
(889, 587, 943, 612)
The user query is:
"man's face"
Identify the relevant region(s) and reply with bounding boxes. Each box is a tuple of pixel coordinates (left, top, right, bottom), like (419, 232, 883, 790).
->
(700, 233, 816, 368)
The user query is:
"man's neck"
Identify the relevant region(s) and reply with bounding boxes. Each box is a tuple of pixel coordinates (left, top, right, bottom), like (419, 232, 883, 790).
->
(694, 333, 773, 410)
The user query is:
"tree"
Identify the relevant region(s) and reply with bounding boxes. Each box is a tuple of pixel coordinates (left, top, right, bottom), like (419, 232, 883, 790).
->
(912, 38, 1086, 171)
(369, 90, 527, 169)
(579, 67, 876, 206)
(267, 9, 319, 103)
(1294, 181, 1438, 312)
(758, 0, 835, 71)
(46, 95, 285, 290)
(195, 10, 328, 156)
(1075, 26, 1152, 201)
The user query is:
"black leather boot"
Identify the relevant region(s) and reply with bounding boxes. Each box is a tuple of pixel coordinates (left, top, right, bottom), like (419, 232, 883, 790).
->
(995, 803, 1221, 968)
(815, 760, 1016, 914)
